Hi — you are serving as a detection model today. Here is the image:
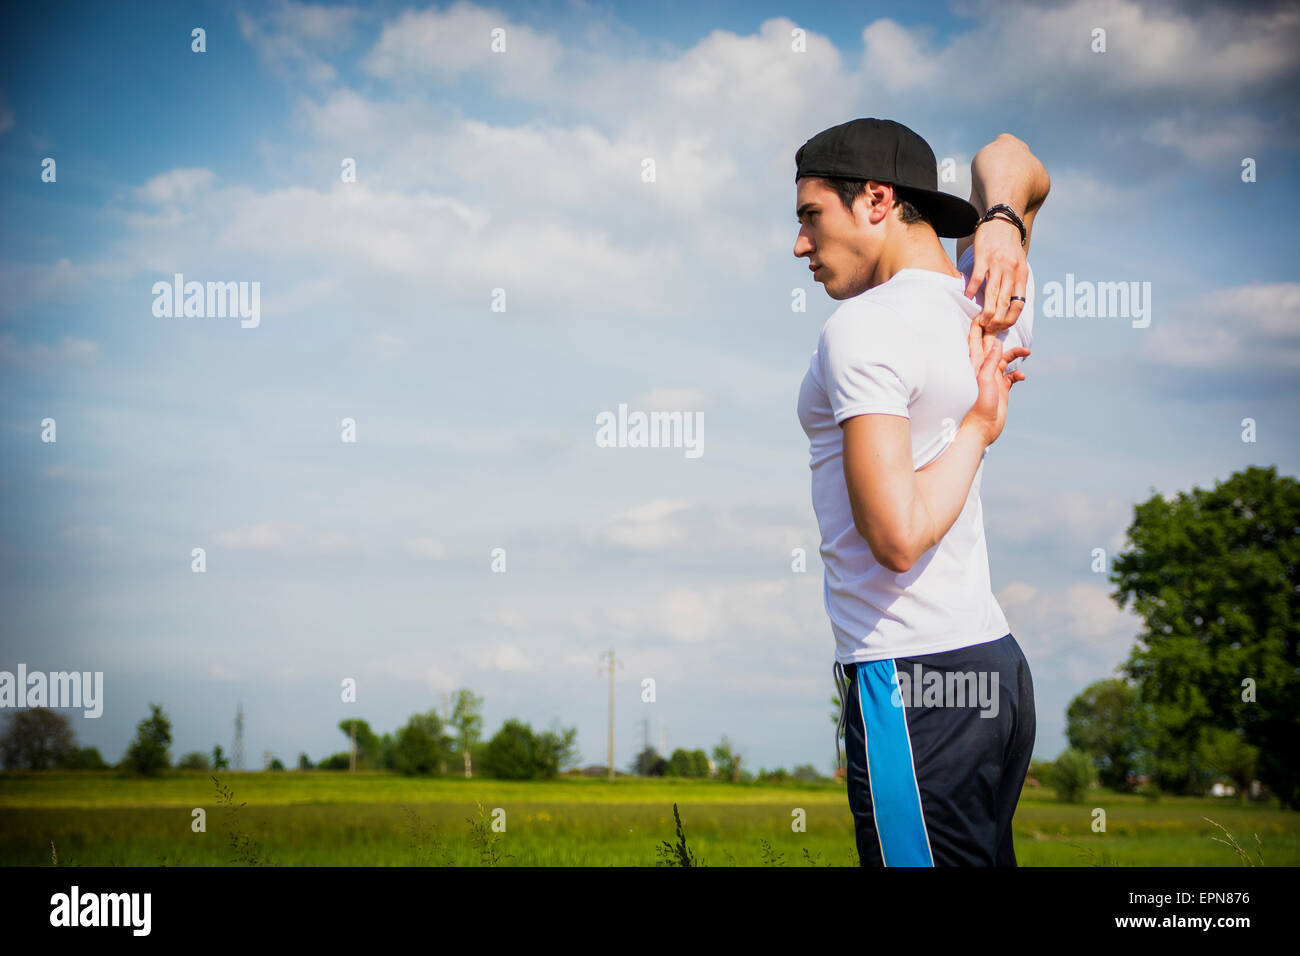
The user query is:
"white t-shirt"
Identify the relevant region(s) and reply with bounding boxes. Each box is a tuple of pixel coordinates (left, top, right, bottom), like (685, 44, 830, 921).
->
(796, 245, 1035, 664)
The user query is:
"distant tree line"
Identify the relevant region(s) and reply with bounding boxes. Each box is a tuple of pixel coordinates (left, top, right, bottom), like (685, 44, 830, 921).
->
(0, 689, 580, 781)
(631, 736, 829, 784)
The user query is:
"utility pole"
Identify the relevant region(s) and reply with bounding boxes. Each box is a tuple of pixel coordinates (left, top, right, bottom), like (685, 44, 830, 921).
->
(233, 702, 244, 771)
(597, 649, 622, 780)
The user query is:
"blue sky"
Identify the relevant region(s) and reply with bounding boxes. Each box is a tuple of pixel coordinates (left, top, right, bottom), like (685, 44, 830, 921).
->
(1, 0, 1297, 774)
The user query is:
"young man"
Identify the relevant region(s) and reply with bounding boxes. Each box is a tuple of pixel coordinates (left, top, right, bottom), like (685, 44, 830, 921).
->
(793, 118, 1050, 866)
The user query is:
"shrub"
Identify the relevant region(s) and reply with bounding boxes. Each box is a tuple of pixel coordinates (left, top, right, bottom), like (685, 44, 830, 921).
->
(1053, 748, 1097, 803)
(178, 751, 211, 770)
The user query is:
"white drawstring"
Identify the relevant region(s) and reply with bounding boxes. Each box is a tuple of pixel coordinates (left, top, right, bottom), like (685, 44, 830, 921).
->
(833, 660, 850, 772)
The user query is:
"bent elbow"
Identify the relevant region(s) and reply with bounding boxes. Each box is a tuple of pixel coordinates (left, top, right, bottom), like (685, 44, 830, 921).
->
(881, 551, 914, 574)
(857, 522, 913, 573)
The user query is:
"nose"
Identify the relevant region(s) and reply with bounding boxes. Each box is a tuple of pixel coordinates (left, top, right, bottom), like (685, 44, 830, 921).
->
(793, 230, 813, 259)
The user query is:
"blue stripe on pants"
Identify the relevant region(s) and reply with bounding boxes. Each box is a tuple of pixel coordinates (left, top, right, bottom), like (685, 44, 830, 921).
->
(856, 659, 933, 866)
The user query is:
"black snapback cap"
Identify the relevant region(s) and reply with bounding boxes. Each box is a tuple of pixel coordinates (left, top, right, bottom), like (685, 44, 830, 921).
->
(795, 118, 978, 238)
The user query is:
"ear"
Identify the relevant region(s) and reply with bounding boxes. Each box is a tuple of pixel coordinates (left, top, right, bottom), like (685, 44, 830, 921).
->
(863, 181, 893, 225)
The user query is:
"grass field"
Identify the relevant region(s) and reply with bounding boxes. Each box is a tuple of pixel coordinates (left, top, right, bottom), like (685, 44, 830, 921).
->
(0, 771, 1293, 866)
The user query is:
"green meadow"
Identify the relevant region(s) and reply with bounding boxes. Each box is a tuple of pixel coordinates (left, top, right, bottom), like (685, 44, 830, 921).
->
(0, 772, 1293, 866)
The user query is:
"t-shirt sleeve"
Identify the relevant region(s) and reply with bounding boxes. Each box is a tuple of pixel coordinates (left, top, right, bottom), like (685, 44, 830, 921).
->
(818, 304, 917, 425)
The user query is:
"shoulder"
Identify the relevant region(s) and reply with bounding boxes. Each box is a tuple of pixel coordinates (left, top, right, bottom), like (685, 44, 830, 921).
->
(819, 296, 910, 351)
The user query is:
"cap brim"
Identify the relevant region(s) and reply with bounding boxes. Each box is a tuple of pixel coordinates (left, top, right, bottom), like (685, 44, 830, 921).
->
(908, 188, 980, 238)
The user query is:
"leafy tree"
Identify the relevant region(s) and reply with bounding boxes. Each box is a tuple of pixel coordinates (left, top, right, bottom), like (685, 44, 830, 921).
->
(712, 736, 741, 782)
(60, 746, 107, 770)
(665, 747, 711, 778)
(1065, 678, 1149, 791)
(534, 720, 580, 778)
(268, 757, 285, 771)
(791, 764, 822, 783)
(211, 744, 229, 770)
(178, 751, 211, 770)
(481, 718, 537, 780)
(449, 689, 485, 778)
(1027, 758, 1054, 788)
(317, 752, 351, 770)
(1052, 747, 1096, 803)
(1196, 727, 1259, 804)
(1111, 466, 1300, 807)
(689, 748, 710, 777)
(392, 709, 453, 776)
(634, 747, 668, 776)
(666, 748, 696, 777)
(338, 718, 383, 769)
(297, 752, 313, 770)
(122, 703, 172, 776)
(0, 708, 76, 769)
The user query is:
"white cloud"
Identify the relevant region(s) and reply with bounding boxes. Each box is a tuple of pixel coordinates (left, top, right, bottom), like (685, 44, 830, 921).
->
(113, 176, 684, 314)
(371, 331, 407, 360)
(860, 19, 940, 94)
(986, 485, 1132, 554)
(134, 168, 216, 206)
(605, 578, 799, 645)
(405, 538, 447, 558)
(238, 1, 364, 85)
(1140, 111, 1279, 164)
(215, 523, 299, 550)
(0, 259, 89, 315)
(311, 533, 353, 553)
(1142, 282, 1300, 369)
(60, 525, 113, 545)
(998, 577, 1140, 680)
(996, 580, 1038, 610)
(482, 642, 532, 672)
(586, 498, 692, 551)
(363, 1, 563, 93)
(632, 387, 709, 411)
(0, 334, 99, 366)
(861, 0, 1300, 102)
(482, 607, 527, 629)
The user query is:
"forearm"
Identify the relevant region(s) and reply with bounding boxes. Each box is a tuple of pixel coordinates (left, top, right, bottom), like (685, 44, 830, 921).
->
(900, 424, 987, 569)
(970, 133, 1050, 216)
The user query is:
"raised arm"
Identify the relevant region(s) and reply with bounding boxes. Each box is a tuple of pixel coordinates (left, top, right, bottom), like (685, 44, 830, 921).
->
(956, 133, 1050, 332)
(843, 328, 1029, 574)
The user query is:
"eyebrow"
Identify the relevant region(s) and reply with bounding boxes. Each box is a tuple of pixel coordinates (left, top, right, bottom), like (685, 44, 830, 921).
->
(796, 202, 820, 221)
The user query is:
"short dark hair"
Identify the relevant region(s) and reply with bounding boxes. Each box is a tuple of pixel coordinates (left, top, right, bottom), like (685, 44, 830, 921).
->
(814, 177, 931, 229)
